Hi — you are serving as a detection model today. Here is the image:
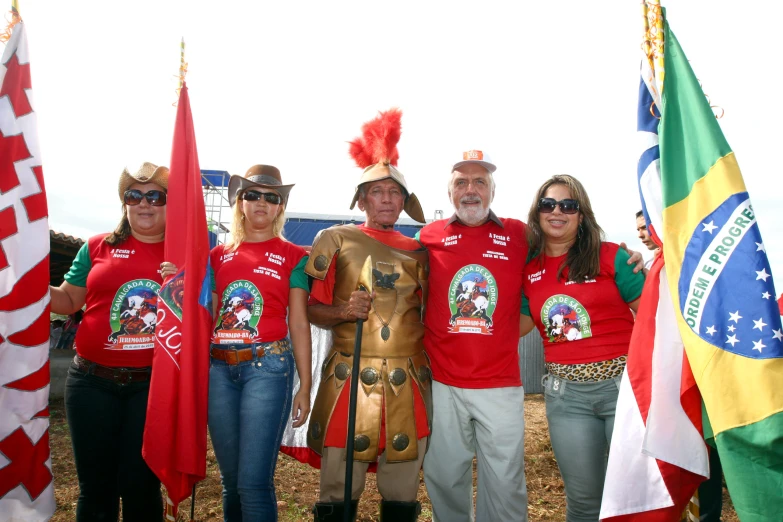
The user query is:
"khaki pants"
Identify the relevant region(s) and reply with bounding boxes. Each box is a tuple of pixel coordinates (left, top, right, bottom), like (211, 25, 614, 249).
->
(319, 437, 428, 502)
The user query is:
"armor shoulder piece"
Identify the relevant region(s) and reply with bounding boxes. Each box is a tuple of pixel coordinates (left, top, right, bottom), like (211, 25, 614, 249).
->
(305, 225, 345, 280)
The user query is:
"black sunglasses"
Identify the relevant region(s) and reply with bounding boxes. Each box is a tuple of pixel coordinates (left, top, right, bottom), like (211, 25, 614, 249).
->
(124, 189, 167, 207)
(538, 198, 580, 215)
(241, 190, 282, 205)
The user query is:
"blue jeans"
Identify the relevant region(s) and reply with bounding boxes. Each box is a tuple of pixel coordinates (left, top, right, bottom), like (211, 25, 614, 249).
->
(543, 373, 621, 522)
(208, 343, 295, 522)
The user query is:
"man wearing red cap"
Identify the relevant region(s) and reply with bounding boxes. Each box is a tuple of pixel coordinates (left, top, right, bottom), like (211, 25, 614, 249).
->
(417, 150, 530, 521)
(418, 151, 643, 522)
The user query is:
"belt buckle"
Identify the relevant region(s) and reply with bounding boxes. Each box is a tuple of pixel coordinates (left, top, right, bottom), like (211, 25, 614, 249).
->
(113, 369, 131, 386)
(225, 350, 239, 365)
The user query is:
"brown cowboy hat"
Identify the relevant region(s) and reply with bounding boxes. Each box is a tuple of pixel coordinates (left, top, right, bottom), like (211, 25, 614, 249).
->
(228, 165, 295, 207)
(117, 162, 170, 201)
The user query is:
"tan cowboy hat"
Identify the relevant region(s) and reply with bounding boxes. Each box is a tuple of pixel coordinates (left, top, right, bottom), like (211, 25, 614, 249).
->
(349, 163, 425, 223)
(117, 162, 170, 201)
(227, 165, 295, 207)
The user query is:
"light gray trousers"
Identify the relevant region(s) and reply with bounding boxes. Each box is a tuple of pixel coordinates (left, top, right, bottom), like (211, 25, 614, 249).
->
(424, 381, 528, 522)
(543, 374, 621, 522)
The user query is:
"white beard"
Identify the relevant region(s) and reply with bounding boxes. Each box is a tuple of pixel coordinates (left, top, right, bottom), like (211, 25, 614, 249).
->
(455, 204, 490, 226)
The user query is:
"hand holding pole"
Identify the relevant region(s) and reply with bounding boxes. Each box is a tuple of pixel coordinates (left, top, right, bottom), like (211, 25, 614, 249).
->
(343, 256, 373, 522)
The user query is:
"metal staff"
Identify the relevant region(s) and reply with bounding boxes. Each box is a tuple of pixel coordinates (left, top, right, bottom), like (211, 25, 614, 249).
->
(190, 484, 196, 522)
(344, 256, 373, 522)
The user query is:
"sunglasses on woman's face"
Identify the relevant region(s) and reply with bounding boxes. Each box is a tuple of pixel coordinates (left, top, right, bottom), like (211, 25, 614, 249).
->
(241, 190, 282, 205)
(538, 197, 580, 215)
(124, 189, 167, 206)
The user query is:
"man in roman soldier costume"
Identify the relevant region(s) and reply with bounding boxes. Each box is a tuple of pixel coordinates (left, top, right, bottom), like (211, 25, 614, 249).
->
(306, 109, 431, 521)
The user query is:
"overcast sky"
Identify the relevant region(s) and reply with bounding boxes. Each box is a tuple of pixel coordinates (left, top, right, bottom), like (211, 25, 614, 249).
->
(17, 0, 782, 287)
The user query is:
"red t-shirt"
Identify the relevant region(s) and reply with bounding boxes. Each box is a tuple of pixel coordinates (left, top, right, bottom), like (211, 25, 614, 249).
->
(309, 224, 430, 447)
(521, 242, 644, 364)
(418, 214, 528, 389)
(210, 239, 308, 345)
(66, 234, 164, 367)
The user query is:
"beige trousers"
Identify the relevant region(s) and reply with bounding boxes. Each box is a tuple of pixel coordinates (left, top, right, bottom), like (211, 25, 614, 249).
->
(318, 437, 428, 502)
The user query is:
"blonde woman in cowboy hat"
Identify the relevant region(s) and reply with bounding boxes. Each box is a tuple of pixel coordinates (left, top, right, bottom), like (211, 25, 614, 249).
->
(206, 165, 311, 521)
(50, 162, 169, 521)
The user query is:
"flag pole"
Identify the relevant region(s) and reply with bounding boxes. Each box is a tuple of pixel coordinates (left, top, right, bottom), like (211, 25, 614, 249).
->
(174, 37, 187, 106)
(180, 39, 199, 522)
(0, 0, 21, 43)
(190, 484, 196, 522)
(178, 39, 196, 521)
(181, 38, 195, 522)
(343, 257, 373, 522)
(179, 37, 186, 91)
(163, 40, 196, 522)
(343, 316, 363, 522)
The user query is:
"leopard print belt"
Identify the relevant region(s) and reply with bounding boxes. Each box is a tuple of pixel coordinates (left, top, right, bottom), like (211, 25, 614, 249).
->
(545, 355, 627, 383)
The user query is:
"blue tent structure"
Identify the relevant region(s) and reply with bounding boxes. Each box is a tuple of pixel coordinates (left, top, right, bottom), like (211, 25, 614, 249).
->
(201, 169, 427, 248)
(284, 214, 425, 246)
(202, 170, 231, 248)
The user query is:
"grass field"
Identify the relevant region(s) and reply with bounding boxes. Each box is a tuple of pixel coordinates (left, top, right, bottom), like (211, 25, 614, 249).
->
(49, 395, 737, 521)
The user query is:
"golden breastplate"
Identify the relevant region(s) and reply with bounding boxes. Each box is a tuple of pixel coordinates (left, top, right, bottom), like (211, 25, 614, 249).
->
(306, 225, 428, 357)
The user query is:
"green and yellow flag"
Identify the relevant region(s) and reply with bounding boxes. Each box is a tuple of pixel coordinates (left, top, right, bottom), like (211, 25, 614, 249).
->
(657, 8, 783, 521)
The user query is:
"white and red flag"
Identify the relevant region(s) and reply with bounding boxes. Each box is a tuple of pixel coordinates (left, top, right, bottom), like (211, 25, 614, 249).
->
(280, 326, 331, 468)
(142, 82, 212, 511)
(600, 254, 707, 521)
(0, 18, 56, 522)
(600, 4, 708, 519)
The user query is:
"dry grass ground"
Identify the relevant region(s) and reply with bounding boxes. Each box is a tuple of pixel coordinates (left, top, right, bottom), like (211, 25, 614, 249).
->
(49, 395, 737, 521)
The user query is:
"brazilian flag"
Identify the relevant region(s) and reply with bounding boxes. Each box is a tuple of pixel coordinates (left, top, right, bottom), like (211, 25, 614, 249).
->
(658, 11, 783, 521)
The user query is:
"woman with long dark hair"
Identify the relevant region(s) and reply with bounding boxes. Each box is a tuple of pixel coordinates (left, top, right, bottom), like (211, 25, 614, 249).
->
(520, 174, 645, 522)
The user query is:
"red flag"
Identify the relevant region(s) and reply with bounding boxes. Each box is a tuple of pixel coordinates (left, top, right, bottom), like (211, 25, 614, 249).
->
(0, 19, 56, 521)
(142, 83, 212, 506)
(600, 254, 707, 521)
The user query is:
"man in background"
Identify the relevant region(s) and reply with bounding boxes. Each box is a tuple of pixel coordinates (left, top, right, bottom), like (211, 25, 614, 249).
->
(636, 210, 659, 269)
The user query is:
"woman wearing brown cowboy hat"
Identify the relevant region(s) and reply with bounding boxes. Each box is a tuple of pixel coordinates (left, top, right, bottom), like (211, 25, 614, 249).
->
(200, 165, 312, 521)
(50, 162, 170, 521)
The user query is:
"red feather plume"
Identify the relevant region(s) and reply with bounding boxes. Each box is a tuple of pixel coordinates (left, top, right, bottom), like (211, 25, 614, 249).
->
(349, 108, 402, 168)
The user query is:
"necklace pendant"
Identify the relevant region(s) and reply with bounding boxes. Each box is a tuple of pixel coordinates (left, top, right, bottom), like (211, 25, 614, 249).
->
(381, 325, 391, 342)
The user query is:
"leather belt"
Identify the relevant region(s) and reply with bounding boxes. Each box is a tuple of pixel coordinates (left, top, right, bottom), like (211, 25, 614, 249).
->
(73, 355, 151, 385)
(210, 347, 258, 365)
(211, 339, 291, 365)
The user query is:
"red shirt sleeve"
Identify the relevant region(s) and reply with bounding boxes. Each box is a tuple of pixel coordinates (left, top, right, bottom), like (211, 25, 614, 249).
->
(308, 253, 337, 305)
